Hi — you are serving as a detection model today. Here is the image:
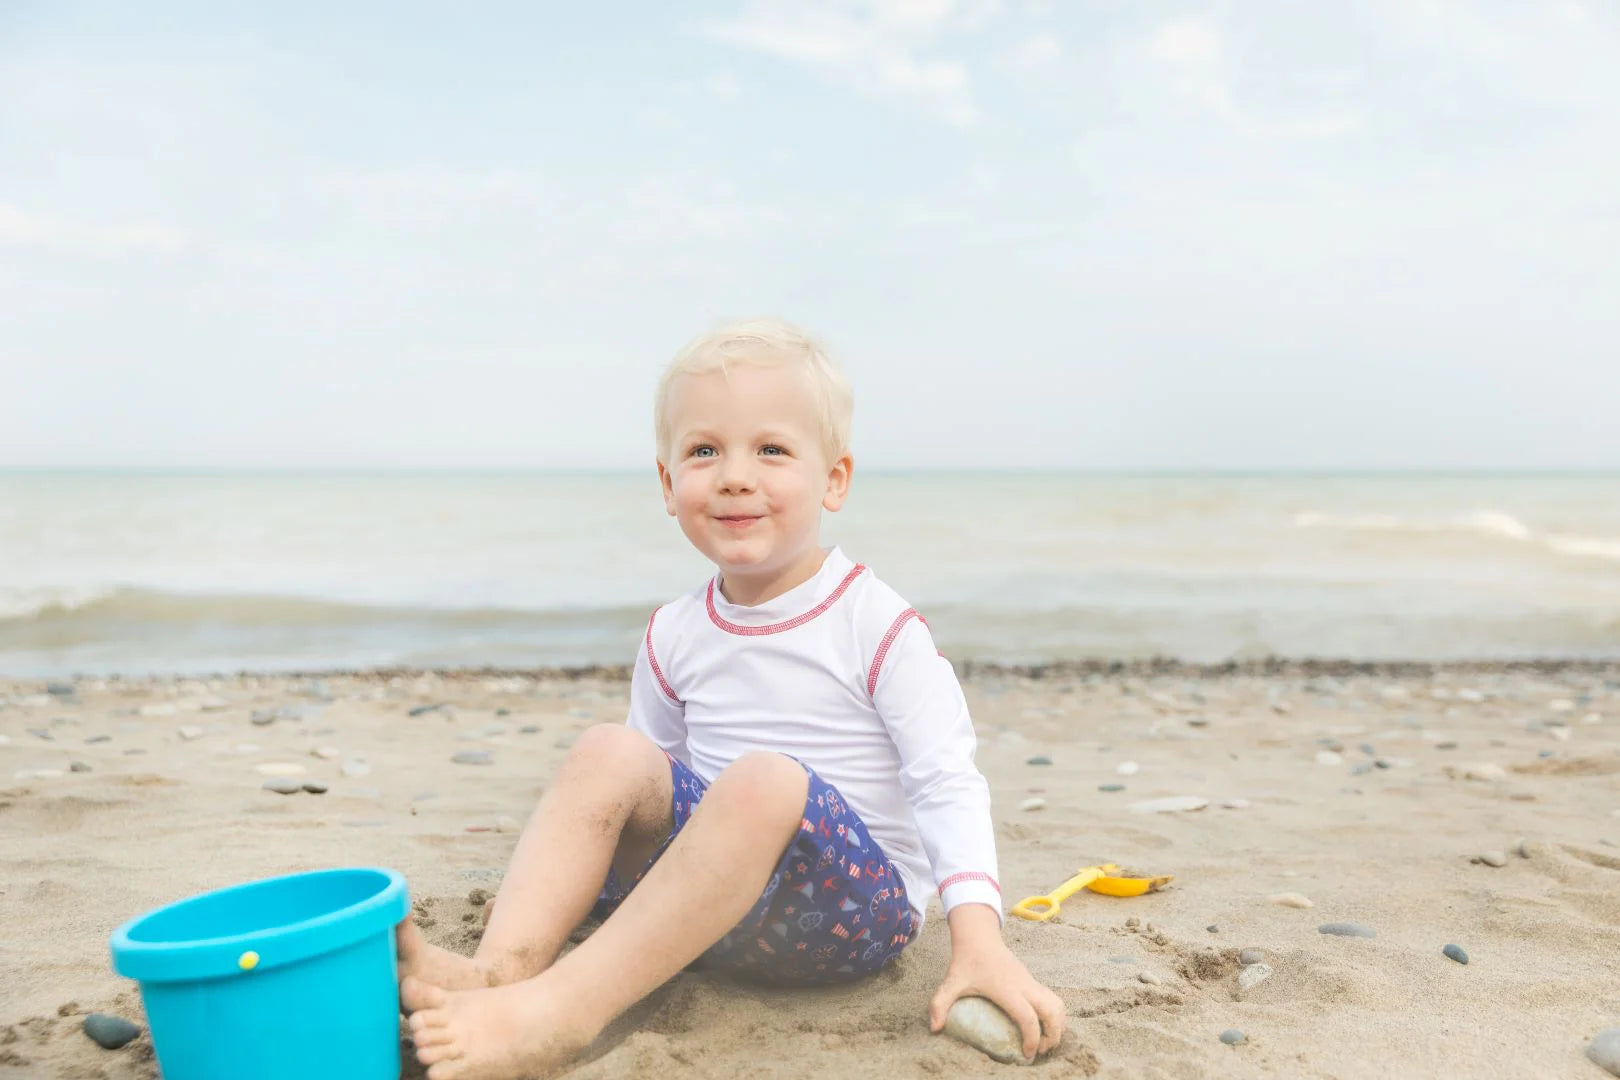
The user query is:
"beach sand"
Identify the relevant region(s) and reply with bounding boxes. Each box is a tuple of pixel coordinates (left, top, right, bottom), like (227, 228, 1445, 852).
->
(2, 664, 1618, 1079)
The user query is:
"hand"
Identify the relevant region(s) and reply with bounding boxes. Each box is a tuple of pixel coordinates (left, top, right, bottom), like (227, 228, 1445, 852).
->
(928, 904, 1065, 1062)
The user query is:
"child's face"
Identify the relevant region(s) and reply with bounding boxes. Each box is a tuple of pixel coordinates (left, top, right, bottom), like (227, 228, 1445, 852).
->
(658, 363, 851, 591)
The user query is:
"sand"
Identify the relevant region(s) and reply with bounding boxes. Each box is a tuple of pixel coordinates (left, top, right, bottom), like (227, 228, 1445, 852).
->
(3, 663, 1619, 1079)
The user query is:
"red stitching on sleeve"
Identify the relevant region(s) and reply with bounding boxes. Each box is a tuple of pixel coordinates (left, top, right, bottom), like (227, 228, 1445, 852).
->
(867, 608, 921, 697)
(645, 608, 680, 703)
(937, 871, 1001, 896)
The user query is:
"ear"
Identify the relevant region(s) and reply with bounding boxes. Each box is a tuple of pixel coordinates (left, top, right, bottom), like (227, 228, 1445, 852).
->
(822, 453, 853, 512)
(657, 461, 677, 517)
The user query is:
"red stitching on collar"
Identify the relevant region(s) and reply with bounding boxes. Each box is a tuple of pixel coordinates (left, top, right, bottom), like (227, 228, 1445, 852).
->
(706, 565, 867, 636)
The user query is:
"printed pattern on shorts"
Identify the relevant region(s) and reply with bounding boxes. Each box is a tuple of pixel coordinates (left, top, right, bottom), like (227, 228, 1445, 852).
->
(598, 753, 919, 986)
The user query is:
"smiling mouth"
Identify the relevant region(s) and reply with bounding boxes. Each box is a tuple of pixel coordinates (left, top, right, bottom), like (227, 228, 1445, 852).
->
(716, 515, 762, 528)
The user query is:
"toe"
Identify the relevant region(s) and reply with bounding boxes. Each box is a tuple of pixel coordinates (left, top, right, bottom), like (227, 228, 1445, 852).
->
(401, 975, 449, 1013)
(418, 1041, 463, 1066)
(428, 1058, 466, 1079)
(409, 1009, 448, 1034)
(411, 1024, 455, 1048)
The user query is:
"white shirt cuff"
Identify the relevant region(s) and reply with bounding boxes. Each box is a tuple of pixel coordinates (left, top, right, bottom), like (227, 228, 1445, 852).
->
(937, 873, 1004, 922)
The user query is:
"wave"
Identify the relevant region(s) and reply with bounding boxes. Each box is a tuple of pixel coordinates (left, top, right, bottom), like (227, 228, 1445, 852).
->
(1292, 510, 1620, 563)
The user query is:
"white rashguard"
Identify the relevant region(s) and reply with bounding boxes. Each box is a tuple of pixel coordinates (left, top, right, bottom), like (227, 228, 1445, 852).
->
(625, 546, 1002, 924)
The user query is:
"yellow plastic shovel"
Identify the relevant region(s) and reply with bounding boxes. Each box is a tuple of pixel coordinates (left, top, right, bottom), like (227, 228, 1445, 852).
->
(1010, 864, 1174, 922)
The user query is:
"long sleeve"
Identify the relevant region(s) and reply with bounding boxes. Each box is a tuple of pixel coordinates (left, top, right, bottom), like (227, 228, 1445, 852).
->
(870, 615, 1001, 919)
(625, 608, 688, 763)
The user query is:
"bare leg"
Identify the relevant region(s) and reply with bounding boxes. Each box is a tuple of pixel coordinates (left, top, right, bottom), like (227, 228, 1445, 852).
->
(403, 751, 809, 1080)
(396, 724, 674, 991)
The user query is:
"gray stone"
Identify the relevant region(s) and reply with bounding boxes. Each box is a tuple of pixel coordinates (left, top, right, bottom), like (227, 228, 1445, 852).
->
(409, 704, 444, 717)
(1239, 949, 1265, 966)
(1206, 924, 1219, 933)
(1442, 944, 1468, 965)
(83, 1013, 141, 1050)
(250, 709, 279, 726)
(519, 724, 540, 734)
(70, 761, 92, 773)
(1219, 1029, 1247, 1046)
(1099, 783, 1125, 792)
(1588, 1028, 1620, 1077)
(47, 682, 75, 697)
(1318, 922, 1376, 938)
(452, 750, 493, 766)
(1026, 755, 1053, 766)
(1435, 740, 1459, 750)
(28, 728, 53, 741)
(262, 779, 302, 795)
(554, 733, 579, 750)
(942, 997, 1027, 1064)
(302, 782, 328, 794)
(84, 734, 111, 744)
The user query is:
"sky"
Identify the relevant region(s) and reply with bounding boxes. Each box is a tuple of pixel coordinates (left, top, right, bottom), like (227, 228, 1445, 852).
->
(2, 0, 1618, 471)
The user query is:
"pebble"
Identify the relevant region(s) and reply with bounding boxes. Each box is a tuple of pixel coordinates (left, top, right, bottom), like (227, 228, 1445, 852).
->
(1435, 740, 1459, 750)
(942, 996, 1027, 1065)
(82, 734, 110, 744)
(409, 704, 444, 717)
(0, 734, 9, 746)
(83, 1012, 142, 1050)
(1026, 755, 1052, 766)
(1442, 944, 1468, 965)
(311, 746, 341, 760)
(452, 750, 493, 766)
(1462, 763, 1506, 782)
(263, 780, 303, 795)
(1318, 922, 1376, 938)
(554, 733, 579, 750)
(1219, 1029, 1247, 1046)
(1116, 761, 1140, 775)
(1137, 971, 1161, 985)
(1269, 893, 1314, 909)
(342, 759, 371, 778)
(250, 709, 279, 726)
(1129, 795, 1207, 814)
(1588, 1028, 1620, 1077)
(28, 728, 54, 741)
(255, 763, 306, 777)
(1018, 797, 1047, 812)
(1315, 750, 1343, 766)
(1583, 712, 1602, 725)
(302, 782, 328, 795)
(1099, 783, 1125, 792)
(1479, 851, 1508, 868)
(70, 761, 92, 773)
(1206, 924, 1219, 933)
(1549, 698, 1576, 713)
(519, 724, 540, 734)
(1239, 949, 1265, 965)
(47, 681, 75, 696)
(1514, 837, 1531, 858)
(1237, 963, 1272, 991)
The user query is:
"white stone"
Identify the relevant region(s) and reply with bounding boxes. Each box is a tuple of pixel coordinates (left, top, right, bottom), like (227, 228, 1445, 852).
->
(311, 746, 342, 760)
(342, 760, 372, 778)
(1549, 726, 1572, 742)
(1456, 688, 1485, 703)
(1588, 1028, 1620, 1077)
(1549, 699, 1576, 713)
(1380, 686, 1411, 703)
(1137, 971, 1162, 985)
(1315, 750, 1343, 766)
(1018, 797, 1048, 812)
(1269, 892, 1314, 909)
(139, 703, 177, 717)
(0, 734, 10, 746)
(235, 744, 259, 754)
(943, 997, 1027, 1065)
(1116, 761, 1140, 776)
(177, 725, 204, 741)
(1463, 763, 1506, 782)
(255, 762, 307, 777)
(1583, 713, 1603, 725)
(1237, 963, 1273, 992)
(1129, 796, 1208, 814)
(495, 815, 521, 833)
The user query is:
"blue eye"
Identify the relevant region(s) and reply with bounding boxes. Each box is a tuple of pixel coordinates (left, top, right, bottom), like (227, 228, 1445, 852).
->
(761, 445, 785, 456)
(691, 446, 716, 458)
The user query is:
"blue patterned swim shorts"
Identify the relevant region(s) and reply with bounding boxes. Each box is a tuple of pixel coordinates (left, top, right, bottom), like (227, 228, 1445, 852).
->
(596, 753, 920, 985)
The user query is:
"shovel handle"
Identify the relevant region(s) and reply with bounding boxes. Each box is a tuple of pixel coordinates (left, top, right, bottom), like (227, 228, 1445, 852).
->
(1010, 864, 1116, 922)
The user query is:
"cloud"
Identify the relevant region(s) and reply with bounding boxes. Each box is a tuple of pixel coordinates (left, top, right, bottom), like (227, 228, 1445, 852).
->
(702, 0, 985, 126)
(0, 202, 188, 258)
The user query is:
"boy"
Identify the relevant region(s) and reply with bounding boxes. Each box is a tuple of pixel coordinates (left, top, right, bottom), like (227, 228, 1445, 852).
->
(396, 320, 1065, 1079)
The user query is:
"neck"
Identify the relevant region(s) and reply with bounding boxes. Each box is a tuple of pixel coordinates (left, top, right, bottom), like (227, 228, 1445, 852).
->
(718, 546, 830, 607)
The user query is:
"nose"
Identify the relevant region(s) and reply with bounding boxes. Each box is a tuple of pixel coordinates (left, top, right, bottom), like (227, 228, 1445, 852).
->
(717, 454, 756, 495)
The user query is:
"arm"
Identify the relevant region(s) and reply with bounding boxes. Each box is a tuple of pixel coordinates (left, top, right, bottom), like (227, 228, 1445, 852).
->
(871, 616, 1065, 1060)
(625, 608, 688, 762)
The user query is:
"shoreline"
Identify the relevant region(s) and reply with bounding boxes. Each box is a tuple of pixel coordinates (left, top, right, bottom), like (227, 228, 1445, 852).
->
(7, 656, 1620, 686)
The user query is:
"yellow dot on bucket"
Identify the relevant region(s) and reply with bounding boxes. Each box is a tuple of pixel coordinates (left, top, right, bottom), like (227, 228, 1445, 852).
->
(238, 951, 260, 971)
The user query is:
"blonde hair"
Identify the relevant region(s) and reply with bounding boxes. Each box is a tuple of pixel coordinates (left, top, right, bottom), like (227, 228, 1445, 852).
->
(654, 318, 854, 466)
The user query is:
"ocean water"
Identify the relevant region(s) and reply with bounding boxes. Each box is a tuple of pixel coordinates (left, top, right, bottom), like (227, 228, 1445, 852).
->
(1, 470, 1617, 677)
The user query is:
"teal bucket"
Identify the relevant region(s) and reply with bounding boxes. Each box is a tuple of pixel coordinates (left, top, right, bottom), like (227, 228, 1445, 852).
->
(109, 867, 409, 1080)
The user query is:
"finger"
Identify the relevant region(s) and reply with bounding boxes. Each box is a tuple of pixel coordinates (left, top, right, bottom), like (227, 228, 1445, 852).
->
(929, 980, 966, 1032)
(996, 993, 1042, 1062)
(1034, 990, 1066, 1055)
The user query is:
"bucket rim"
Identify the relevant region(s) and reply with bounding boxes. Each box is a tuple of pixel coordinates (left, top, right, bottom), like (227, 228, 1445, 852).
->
(110, 866, 407, 980)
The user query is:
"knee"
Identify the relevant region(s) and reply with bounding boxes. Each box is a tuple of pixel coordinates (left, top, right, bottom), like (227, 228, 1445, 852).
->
(707, 752, 808, 828)
(565, 724, 664, 775)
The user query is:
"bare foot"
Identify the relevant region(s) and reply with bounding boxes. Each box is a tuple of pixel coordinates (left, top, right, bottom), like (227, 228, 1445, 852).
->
(396, 918, 492, 993)
(402, 975, 598, 1080)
